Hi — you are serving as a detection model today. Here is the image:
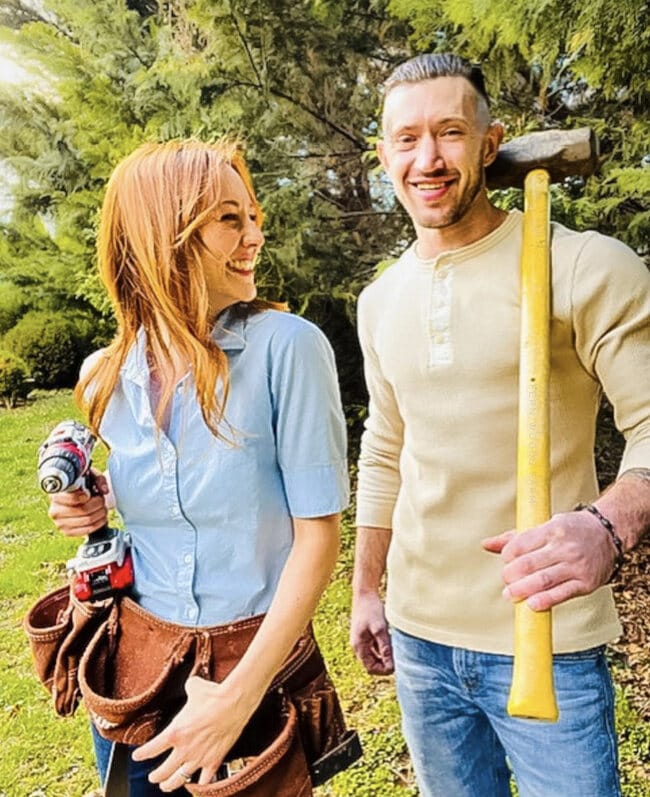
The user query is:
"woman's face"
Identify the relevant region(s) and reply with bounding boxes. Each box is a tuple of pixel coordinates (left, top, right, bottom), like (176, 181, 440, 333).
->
(199, 165, 265, 317)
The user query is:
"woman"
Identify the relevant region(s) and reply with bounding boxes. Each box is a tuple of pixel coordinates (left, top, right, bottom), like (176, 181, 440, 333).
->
(47, 139, 350, 795)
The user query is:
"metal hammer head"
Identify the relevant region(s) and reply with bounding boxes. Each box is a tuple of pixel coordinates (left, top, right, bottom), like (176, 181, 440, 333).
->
(486, 127, 599, 190)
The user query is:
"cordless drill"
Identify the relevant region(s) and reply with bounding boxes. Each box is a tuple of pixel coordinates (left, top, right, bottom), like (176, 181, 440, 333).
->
(38, 420, 134, 602)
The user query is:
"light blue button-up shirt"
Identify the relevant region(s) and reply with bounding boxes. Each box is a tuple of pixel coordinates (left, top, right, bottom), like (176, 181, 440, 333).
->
(98, 307, 349, 626)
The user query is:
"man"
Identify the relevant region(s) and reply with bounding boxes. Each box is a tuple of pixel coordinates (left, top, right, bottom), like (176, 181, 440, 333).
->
(351, 52, 650, 797)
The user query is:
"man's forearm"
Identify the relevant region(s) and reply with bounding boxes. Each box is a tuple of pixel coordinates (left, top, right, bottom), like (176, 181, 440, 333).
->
(352, 526, 392, 596)
(593, 468, 650, 552)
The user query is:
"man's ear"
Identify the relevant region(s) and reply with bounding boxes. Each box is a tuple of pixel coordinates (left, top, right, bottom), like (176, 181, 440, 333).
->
(377, 139, 388, 171)
(483, 122, 504, 168)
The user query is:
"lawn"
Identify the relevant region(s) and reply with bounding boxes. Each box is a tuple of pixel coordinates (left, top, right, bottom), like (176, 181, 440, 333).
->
(0, 391, 648, 796)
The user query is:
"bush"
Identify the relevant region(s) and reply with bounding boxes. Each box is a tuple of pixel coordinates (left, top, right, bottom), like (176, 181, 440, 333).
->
(0, 349, 31, 408)
(0, 283, 29, 336)
(1, 311, 94, 389)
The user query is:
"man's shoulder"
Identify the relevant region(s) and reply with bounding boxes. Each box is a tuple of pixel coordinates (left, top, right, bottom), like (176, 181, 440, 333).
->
(359, 246, 414, 303)
(552, 221, 629, 254)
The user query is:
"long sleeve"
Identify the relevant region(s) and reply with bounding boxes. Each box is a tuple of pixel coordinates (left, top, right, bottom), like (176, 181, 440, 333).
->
(355, 282, 404, 529)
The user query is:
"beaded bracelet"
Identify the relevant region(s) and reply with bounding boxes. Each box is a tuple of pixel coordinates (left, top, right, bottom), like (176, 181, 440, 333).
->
(574, 503, 625, 580)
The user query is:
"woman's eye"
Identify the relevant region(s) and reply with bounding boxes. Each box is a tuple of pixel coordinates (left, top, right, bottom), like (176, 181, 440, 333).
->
(219, 213, 240, 223)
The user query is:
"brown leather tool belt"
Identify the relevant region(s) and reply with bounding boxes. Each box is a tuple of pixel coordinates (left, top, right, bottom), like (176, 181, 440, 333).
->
(25, 586, 362, 796)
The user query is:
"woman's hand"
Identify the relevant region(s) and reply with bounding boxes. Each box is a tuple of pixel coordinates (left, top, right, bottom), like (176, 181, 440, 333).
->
(47, 468, 112, 537)
(134, 514, 341, 792)
(131, 675, 260, 791)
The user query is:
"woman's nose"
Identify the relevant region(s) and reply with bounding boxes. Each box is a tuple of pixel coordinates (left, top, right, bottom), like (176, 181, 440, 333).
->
(242, 221, 264, 247)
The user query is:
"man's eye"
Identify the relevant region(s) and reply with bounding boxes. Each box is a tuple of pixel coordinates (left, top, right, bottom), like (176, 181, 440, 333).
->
(395, 135, 416, 146)
(442, 129, 463, 137)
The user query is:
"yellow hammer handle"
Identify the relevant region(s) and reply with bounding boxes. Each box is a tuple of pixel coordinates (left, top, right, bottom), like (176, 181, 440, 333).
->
(507, 169, 559, 722)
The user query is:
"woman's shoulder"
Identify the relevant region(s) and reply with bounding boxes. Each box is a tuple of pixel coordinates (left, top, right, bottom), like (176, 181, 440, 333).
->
(247, 308, 326, 343)
(244, 309, 335, 366)
(79, 347, 108, 380)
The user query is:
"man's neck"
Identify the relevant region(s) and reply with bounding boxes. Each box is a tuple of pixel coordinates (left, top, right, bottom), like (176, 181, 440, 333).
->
(415, 200, 508, 261)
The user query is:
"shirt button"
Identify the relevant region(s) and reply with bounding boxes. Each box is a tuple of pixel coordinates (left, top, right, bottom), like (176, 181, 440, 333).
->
(184, 554, 192, 564)
(187, 607, 197, 619)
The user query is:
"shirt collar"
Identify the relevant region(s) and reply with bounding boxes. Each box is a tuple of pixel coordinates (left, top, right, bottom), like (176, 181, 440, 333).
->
(211, 305, 247, 352)
(121, 307, 247, 386)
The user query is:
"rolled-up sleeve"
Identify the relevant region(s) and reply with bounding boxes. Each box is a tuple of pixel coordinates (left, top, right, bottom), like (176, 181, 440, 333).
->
(270, 318, 349, 517)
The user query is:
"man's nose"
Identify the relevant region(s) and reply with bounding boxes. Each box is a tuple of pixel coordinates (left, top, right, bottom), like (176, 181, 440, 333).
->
(414, 135, 444, 172)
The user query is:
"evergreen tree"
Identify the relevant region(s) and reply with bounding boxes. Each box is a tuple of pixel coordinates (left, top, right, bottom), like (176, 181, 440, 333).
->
(388, 0, 650, 255)
(0, 0, 411, 420)
(0, 0, 647, 423)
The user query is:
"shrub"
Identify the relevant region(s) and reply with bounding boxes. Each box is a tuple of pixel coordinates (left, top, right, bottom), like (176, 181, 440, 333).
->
(1, 311, 94, 389)
(0, 349, 31, 408)
(0, 283, 29, 336)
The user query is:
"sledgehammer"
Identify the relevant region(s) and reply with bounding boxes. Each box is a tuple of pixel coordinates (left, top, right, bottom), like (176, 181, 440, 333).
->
(486, 126, 599, 190)
(487, 127, 600, 722)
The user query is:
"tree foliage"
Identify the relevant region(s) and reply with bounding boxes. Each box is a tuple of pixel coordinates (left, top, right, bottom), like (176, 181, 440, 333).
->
(0, 0, 412, 416)
(388, 0, 650, 254)
(0, 0, 647, 420)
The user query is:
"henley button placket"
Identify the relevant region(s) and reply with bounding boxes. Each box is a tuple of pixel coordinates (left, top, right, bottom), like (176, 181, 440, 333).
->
(429, 262, 454, 367)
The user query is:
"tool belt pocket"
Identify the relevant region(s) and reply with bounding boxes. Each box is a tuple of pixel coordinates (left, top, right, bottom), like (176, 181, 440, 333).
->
(78, 599, 196, 745)
(286, 665, 361, 786)
(23, 585, 113, 717)
(186, 691, 313, 797)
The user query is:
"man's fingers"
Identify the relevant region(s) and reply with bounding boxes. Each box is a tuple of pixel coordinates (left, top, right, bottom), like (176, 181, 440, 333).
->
(353, 627, 394, 675)
(525, 579, 584, 611)
(482, 530, 515, 553)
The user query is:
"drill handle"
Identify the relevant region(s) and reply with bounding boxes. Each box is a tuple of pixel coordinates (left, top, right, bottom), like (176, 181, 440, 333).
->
(82, 470, 112, 544)
(83, 468, 103, 497)
(87, 525, 112, 544)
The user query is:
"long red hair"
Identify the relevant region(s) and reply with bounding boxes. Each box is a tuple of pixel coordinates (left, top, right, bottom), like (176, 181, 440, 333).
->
(76, 138, 280, 438)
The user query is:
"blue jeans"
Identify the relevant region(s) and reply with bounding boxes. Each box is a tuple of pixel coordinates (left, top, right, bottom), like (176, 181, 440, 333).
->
(391, 629, 621, 797)
(91, 724, 186, 797)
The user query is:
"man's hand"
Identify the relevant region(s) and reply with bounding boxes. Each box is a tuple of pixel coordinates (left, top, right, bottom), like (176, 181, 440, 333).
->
(350, 591, 394, 675)
(47, 468, 111, 537)
(482, 510, 619, 611)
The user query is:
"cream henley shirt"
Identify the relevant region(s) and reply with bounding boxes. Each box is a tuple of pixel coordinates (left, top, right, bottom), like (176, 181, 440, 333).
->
(356, 209, 650, 654)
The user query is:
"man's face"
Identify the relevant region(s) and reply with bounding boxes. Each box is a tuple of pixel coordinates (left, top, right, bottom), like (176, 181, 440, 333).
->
(378, 77, 501, 231)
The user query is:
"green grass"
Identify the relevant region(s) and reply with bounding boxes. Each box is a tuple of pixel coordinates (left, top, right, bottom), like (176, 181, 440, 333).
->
(1, 392, 649, 796)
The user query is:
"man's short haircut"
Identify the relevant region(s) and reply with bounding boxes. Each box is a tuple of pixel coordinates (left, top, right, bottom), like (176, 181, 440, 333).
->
(384, 53, 490, 109)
